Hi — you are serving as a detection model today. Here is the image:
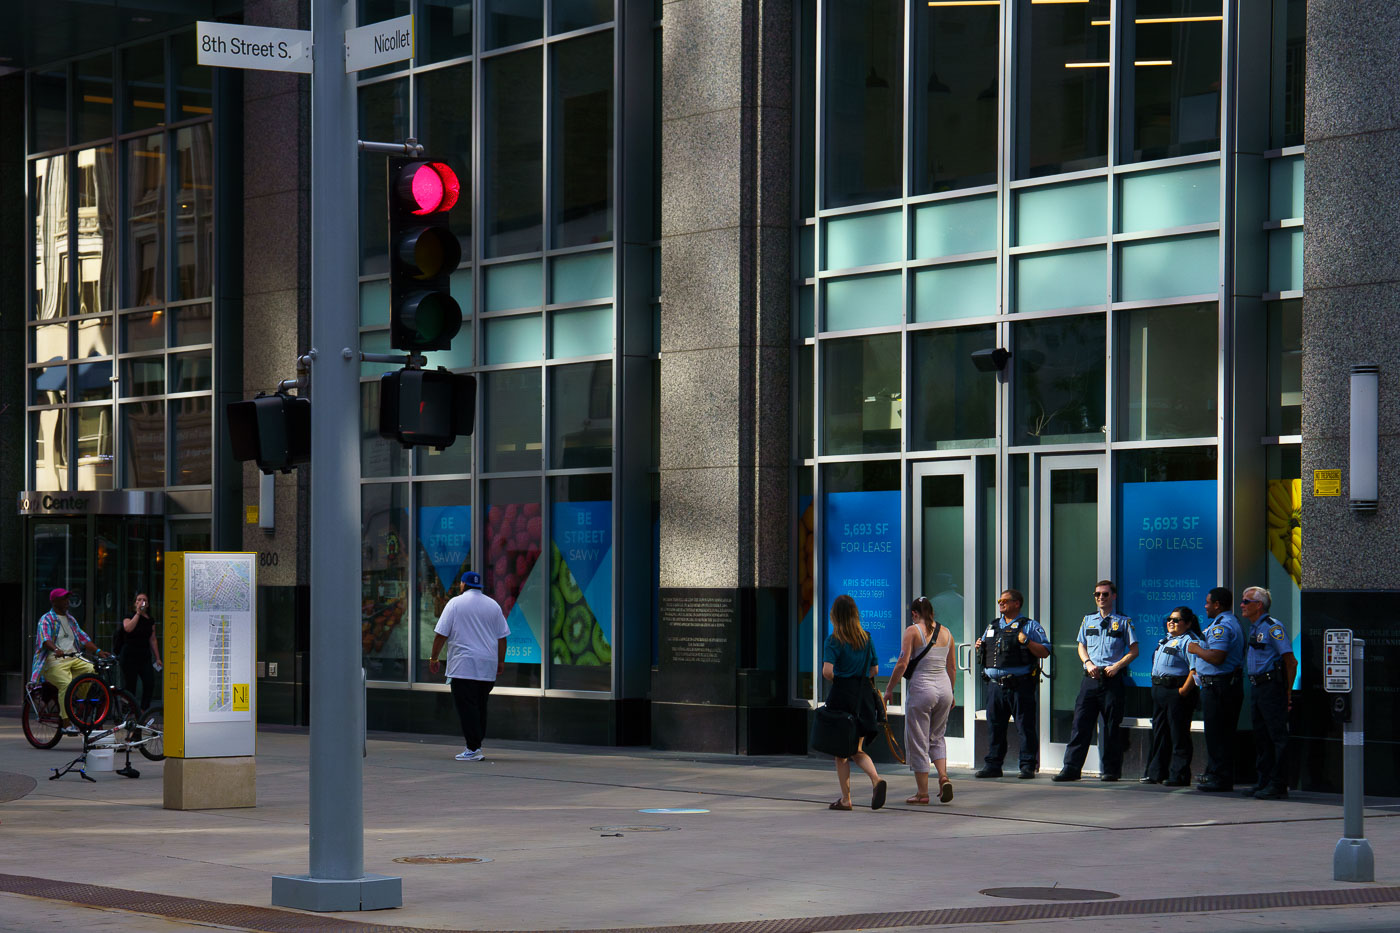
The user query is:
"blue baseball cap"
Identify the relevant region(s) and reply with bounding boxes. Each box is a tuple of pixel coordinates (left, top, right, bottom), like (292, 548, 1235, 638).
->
(461, 571, 483, 589)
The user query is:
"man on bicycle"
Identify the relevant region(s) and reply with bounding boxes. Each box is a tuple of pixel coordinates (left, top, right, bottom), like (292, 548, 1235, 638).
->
(31, 588, 105, 731)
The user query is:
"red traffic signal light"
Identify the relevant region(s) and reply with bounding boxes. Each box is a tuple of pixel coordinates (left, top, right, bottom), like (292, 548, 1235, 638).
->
(388, 156, 463, 352)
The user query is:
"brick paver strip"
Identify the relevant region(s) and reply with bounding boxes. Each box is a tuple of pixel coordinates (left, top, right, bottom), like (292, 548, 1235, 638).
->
(2, 873, 1399, 932)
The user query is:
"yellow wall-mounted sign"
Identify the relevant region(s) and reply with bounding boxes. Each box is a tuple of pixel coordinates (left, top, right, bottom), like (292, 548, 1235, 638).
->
(245, 506, 259, 524)
(1314, 469, 1342, 497)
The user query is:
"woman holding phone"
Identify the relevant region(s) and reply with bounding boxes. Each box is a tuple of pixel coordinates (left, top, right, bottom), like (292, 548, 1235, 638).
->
(117, 593, 162, 711)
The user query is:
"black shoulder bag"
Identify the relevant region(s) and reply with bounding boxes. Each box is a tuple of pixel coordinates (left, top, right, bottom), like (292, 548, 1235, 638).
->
(901, 622, 941, 681)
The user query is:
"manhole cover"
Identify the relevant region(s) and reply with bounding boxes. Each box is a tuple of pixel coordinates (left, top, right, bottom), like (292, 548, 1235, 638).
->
(392, 855, 493, 865)
(638, 807, 710, 814)
(589, 825, 678, 832)
(981, 887, 1118, 901)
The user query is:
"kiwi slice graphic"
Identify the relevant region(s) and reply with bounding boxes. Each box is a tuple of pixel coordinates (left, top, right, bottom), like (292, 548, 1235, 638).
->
(550, 584, 566, 637)
(550, 636, 573, 665)
(591, 624, 611, 663)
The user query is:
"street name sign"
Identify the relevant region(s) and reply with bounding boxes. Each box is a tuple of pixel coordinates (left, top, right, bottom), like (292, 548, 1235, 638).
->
(1324, 628, 1353, 692)
(197, 21, 313, 73)
(345, 15, 414, 73)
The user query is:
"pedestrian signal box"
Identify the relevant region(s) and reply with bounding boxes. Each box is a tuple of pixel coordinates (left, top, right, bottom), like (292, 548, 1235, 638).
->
(227, 392, 311, 474)
(388, 157, 463, 352)
(378, 368, 476, 450)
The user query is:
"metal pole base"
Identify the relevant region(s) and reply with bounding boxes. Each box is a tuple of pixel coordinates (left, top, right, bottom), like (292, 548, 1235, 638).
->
(271, 873, 403, 911)
(1333, 838, 1375, 882)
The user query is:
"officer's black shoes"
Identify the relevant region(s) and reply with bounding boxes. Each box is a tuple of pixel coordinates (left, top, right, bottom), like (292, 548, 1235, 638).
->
(1196, 782, 1231, 792)
(1099, 774, 1120, 782)
(1018, 768, 1036, 779)
(1163, 778, 1191, 787)
(1254, 785, 1289, 800)
(1239, 784, 1262, 797)
(1139, 776, 1160, 784)
(1051, 770, 1081, 782)
(975, 767, 1003, 779)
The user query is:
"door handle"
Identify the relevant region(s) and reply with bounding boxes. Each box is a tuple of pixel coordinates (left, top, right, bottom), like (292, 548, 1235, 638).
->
(958, 642, 973, 672)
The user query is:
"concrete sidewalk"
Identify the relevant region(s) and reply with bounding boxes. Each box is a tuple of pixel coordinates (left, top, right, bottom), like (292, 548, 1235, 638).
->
(0, 715, 1397, 932)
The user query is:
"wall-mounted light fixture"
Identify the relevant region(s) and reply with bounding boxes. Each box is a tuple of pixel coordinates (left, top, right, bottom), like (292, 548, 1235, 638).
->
(1350, 363, 1379, 513)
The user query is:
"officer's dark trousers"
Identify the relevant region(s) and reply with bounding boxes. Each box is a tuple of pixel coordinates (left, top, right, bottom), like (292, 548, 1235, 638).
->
(1144, 682, 1194, 783)
(1200, 674, 1244, 786)
(1250, 678, 1290, 789)
(1062, 674, 1127, 776)
(449, 677, 494, 750)
(985, 676, 1038, 770)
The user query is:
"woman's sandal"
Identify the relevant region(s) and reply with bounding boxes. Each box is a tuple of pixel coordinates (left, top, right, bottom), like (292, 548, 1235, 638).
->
(828, 800, 852, 810)
(905, 794, 930, 805)
(939, 781, 954, 803)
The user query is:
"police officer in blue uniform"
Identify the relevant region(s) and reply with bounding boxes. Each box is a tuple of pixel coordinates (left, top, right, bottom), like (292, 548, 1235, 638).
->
(974, 588, 1050, 779)
(1054, 580, 1138, 782)
(1239, 586, 1297, 799)
(1140, 606, 1203, 786)
(1185, 586, 1245, 792)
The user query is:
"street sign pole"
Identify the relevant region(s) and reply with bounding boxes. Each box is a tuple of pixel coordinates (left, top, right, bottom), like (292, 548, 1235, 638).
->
(270, 0, 402, 910)
(1334, 638, 1374, 882)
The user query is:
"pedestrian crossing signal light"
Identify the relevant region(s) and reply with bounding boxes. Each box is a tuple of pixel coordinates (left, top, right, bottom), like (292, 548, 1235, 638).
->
(378, 368, 476, 450)
(389, 157, 463, 352)
(227, 392, 311, 474)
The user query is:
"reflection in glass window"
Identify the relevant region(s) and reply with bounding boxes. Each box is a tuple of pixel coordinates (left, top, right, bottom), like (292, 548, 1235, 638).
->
(1127, 1, 1222, 162)
(361, 380, 409, 477)
(483, 477, 544, 687)
(549, 473, 612, 690)
(175, 124, 215, 300)
(484, 368, 543, 471)
(416, 480, 472, 683)
(170, 520, 211, 551)
(123, 40, 167, 133)
(32, 365, 68, 406)
(358, 79, 409, 274)
(123, 310, 165, 353)
(1117, 303, 1218, 441)
(127, 135, 166, 308)
(171, 396, 213, 485)
(33, 156, 68, 320)
(34, 323, 68, 362)
(423, 0, 473, 62)
(74, 360, 112, 402)
(172, 304, 213, 346)
(485, 0, 543, 49)
(76, 405, 114, 490)
(362, 482, 410, 681)
(1274, 0, 1306, 148)
(30, 68, 67, 153)
(122, 400, 164, 487)
(1267, 299, 1301, 436)
(33, 410, 68, 490)
(485, 49, 543, 256)
(821, 333, 901, 455)
(174, 29, 214, 119)
(1016, 0, 1110, 178)
(418, 65, 473, 257)
(170, 351, 212, 393)
(418, 433, 473, 475)
(797, 0, 816, 218)
(824, 0, 902, 208)
(552, 0, 611, 33)
(125, 357, 164, 397)
(797, 345, 813, 459)
(550, 361, 612, 468)
(1012, 314, 1106, 444)
(909, 325, 997, 450)
(74, 54, 114, 144)
(913, 0, 998, 194)
(76, 317, 112, 357)
(76, 147, 117, 315)
(552, 31, 613, 247)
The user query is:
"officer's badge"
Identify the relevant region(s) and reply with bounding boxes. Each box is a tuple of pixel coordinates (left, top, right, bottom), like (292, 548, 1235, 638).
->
(1210, 625, 1224, 638)
(1011, 622, 1020, 630)
(1111, 621, 1119, 632)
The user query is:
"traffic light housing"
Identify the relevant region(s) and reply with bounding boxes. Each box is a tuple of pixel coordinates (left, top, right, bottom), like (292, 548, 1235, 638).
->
(378, 368, 476, 450)
(388, 157, 463, 352)
(227, 392, 311, 474)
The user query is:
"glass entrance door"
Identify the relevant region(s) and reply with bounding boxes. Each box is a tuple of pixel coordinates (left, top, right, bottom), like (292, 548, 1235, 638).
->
(909, 461, 977, 766)
(1037, 456, 1107, 773)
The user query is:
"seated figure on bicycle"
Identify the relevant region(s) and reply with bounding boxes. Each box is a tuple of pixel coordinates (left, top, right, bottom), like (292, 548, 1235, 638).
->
(30, 588, 108, 732)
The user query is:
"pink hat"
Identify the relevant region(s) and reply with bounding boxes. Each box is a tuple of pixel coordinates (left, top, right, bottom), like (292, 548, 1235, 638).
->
(49, 588, 70, 602)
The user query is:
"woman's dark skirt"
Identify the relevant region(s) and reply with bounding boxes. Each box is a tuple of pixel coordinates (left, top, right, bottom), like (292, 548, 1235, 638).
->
(825, 675, 881, 749)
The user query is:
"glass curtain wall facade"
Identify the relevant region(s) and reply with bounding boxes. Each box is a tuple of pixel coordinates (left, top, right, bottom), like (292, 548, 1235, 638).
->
(356, 0, 625, 703)
(793, 0, 1304, 761)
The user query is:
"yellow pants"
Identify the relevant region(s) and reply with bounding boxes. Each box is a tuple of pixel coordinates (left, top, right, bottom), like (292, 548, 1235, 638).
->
(42, 656, 95, 720)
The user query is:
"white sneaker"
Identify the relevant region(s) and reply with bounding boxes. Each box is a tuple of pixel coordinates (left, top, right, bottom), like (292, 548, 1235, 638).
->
(455, 748, 484, 761)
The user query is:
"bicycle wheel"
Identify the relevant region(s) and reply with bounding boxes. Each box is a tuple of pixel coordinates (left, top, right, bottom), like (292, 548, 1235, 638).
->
(137, 703, 165, 761)
(109, 688, 141, 740)
(22, 687, 63, 749)
(64, 673, 112, 733)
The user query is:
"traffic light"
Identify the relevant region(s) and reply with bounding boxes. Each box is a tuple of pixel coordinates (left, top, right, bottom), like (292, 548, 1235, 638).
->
(388, 157, 462, 352)
(378, 368, 476, 450)
(227, 392, 311, 474)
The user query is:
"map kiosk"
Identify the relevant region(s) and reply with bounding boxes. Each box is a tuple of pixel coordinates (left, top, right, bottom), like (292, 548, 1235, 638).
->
(163, 551, 258, 809)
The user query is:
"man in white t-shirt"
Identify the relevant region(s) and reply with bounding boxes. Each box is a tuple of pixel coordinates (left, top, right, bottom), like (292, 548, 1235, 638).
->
(429, 571, 510, 761)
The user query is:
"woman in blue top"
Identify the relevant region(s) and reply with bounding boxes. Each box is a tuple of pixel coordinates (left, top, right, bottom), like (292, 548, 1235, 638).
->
(1140, 606, 1204, 786)
(821, 594, 887, 810)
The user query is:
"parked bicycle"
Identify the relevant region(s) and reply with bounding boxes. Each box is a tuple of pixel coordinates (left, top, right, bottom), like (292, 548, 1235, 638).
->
(23, 654, 164, 761)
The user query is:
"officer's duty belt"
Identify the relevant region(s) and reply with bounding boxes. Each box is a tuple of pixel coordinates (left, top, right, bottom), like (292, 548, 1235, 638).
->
(984, 672, 1034, 686)
(1198, 671, 1241, 687)
(1249, 669, 1284, 686)
(1151, 674, 1187, 687)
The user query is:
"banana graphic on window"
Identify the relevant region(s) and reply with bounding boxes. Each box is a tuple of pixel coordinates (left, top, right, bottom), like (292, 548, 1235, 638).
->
(1266, 478, 1301, 586)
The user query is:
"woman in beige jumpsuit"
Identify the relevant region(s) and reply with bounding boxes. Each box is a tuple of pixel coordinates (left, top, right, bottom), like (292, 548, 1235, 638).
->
(886, 596, 956, 803)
